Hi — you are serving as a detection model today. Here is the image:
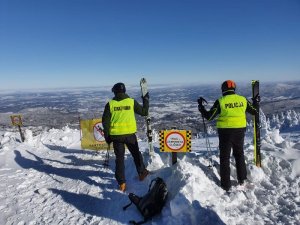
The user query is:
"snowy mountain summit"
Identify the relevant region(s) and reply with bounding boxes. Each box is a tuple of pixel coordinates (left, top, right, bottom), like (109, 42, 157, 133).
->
(0, 82, 300, 224)
(0, 121, 299, 224)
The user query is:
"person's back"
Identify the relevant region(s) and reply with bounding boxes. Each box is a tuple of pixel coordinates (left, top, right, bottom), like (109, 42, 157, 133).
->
(198, 80, 257, 192)
(217, 93, 248, 128)
(102, 82, 150, 192)
(109, 94, 137, 136)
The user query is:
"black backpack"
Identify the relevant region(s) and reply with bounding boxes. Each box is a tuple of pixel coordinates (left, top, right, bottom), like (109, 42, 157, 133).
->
(123, 177, 168, 225)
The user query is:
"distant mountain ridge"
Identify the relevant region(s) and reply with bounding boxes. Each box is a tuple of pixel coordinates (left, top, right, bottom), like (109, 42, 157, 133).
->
(0, 81, 299, 135)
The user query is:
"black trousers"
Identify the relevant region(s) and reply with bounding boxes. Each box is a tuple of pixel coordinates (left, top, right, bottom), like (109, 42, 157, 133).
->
(218, 128, 247, 190)
(111, 134, 146, 185)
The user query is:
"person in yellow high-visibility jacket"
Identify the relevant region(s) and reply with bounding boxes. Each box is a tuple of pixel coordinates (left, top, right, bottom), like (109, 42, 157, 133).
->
(198, 80, 257, 192)
(102, 82, 149, 192)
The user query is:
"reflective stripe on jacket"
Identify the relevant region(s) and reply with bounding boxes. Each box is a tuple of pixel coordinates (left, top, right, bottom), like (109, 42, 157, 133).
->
(109, 98, 137, 135)
(217, 94, 247, 128)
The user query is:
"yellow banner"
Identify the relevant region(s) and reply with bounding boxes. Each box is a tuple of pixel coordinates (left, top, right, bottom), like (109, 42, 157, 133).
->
(80, 118, 109, 150)
(159, 130, 192, 152)
(10, 115, 23, 126)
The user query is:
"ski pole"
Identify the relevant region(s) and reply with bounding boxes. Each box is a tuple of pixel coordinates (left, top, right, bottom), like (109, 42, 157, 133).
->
(103, 143, 110, 167)
(198, 97, 214, 167)
(202, 115, 214, 167)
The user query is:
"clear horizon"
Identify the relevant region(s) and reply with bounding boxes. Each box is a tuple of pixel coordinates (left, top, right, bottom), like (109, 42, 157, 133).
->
(0, 79, 299, 94)
(1, 0, 299, 90)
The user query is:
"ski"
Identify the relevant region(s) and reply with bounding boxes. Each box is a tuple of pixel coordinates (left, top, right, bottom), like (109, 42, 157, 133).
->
(140, 78, 154, 155)
(252, 80, 262, 167)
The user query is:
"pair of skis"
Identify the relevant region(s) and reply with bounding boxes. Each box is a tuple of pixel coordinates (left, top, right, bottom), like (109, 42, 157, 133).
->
(140, 78, 154, 156)
(252, 80, 262, 167)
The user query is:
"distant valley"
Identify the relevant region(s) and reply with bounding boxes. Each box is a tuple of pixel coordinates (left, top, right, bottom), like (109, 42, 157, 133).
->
(1, 81, 299, 137)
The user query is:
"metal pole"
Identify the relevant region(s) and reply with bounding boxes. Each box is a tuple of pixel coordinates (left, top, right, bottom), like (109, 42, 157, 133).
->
(201, 115, 213, 167)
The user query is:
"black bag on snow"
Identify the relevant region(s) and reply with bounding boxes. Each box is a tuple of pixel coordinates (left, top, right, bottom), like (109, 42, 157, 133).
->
(123, 177, 168, 225)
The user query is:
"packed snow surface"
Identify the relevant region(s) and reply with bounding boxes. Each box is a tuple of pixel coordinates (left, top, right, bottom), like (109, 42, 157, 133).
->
(0, 127, 299, 225)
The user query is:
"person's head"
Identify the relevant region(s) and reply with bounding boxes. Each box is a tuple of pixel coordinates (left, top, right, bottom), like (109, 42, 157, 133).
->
(112, 82, 126, 94)
(221, 80, 236, 95)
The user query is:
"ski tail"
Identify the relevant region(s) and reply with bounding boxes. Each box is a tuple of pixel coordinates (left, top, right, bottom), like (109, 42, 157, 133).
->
(252, 80, 262, 167)
(140, 78, 154, 155)
(140, 78, 148, 97)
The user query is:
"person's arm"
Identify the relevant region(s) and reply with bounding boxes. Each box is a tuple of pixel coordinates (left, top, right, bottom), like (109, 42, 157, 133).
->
(134, 93, 149, 116)
(102, 102, 111, 143)
(246, 99, 257, 115)
(199, 99, 220, 121)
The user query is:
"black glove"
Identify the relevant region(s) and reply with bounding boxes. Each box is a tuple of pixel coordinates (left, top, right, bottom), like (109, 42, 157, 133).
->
(142, 92, 149, 101)
(252, 94, 260, 104)
(197, 97, 207, 106)
(197, 97, 207, 113)
(198, 104, 205, 112)
(104, 134, 112, 144)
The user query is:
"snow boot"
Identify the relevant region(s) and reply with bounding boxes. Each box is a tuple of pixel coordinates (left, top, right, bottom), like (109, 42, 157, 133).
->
(139, 169, 149, 181)
(119, 183, 126, 192)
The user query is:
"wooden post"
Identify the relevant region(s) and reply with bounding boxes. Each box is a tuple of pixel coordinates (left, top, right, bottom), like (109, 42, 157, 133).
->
(171, 126, 177, 165)
(172, 152, 177, 165)
(18, 125, 25, 142)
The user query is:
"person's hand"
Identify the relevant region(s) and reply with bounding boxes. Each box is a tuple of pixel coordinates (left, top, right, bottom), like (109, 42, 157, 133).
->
(142, 92, 149, 101)
(197, 97, 207, 113)
(252, 94, 260, 104)
(197, 97, 207, 106)
(104, 134, 112, 144)
(198, 104, 205, 112)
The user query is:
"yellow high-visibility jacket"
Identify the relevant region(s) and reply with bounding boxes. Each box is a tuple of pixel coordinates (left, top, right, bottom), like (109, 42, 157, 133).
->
(109, 98, 137, 135)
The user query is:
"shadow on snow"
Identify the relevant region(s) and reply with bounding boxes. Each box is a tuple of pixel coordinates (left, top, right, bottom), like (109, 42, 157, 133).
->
(14, 150, 113, 188)
(14, 149, 226, 224)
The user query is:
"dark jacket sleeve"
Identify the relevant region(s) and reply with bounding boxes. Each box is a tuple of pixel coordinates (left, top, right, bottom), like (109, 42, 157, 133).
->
(134, 97, 149, 116)
(102, 102, 111, 137)
(246, 99, 257, 115)
(199, 100, 220, 121)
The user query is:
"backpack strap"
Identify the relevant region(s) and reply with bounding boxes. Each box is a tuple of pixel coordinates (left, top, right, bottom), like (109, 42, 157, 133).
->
(123, 201, 133, 211)
(123, 193, 141, 210)
(148, 177, 158, 192)
(129, 219, 147, 225)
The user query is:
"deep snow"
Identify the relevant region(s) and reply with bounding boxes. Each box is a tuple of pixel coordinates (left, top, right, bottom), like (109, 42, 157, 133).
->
(0, 126, 299, 225)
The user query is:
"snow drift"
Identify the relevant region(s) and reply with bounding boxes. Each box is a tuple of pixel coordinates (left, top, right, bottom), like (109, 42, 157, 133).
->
(0, 126, 299, 225)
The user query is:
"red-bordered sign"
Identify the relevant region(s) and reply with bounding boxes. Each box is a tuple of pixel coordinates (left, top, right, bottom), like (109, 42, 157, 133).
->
(10, 115, 23, 126)
(165, 131, 186, 151)
(159, 130, 192, 152)
(80, 118, 109, 150)
(93, 122, 105, 142)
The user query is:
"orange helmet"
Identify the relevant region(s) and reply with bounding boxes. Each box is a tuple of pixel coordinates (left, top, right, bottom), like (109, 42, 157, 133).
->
(221, 80, 236, 94)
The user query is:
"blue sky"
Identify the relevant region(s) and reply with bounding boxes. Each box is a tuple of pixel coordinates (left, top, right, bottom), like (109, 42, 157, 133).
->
(0, 0, 299, 90)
